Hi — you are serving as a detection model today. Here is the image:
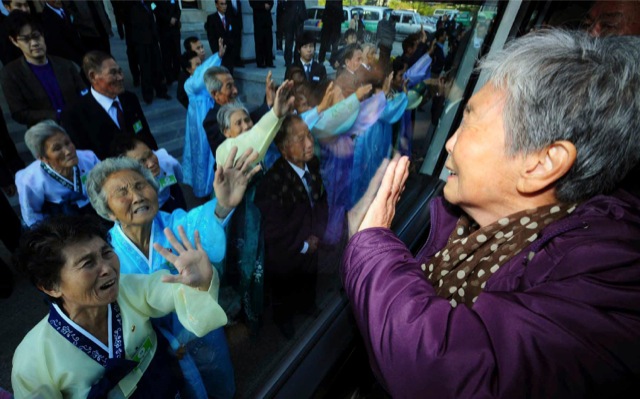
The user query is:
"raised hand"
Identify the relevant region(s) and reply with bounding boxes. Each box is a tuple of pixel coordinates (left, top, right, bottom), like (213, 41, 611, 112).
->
(265, 71, 276, 108)
(218, 38, 227, 58)
(355, 84, 373, 101)
(317, 81, 335, 113)
(383, 72, 394, 96)
(213, 146, 262, 218)
(348, 158, 388, 237)
(154, 227, 213, 291)
(357, 154, 410, 232)
(273, 79, 295, 117)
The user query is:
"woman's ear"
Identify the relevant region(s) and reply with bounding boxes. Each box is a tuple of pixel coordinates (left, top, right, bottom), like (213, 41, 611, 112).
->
(39, 284, 62, 300)
(517, 140, 577, 195)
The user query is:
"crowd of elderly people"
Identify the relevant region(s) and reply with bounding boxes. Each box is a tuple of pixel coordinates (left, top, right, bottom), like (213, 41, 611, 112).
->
(2, 0, 640, 398)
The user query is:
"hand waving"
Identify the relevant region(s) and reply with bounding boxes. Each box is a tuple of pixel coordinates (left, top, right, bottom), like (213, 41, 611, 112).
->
(218, 38, 227, 58)
(213, 146, 262, 218)
(154, 227, 213, 291)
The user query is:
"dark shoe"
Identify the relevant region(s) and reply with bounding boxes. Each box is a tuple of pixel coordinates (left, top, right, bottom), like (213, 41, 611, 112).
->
(277, 321, 295, 340)
(157, 93, 171, 100)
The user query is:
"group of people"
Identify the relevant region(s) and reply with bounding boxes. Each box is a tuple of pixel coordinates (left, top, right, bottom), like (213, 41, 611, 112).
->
(2, 0, 640, 398)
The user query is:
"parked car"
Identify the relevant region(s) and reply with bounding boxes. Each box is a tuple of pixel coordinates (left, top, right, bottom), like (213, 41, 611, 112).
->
(392, 9, 433, 41)
(303, 6, 362, 42)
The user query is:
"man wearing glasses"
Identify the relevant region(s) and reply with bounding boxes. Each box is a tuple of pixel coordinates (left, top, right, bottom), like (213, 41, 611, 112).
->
(0, 10, 85, 127)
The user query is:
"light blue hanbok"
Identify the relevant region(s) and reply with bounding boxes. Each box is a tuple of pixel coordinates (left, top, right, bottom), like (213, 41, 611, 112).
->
(182, 53, 221, 198)
(319, 93, 386, 244)
(351, 92, 408, 206)
(110, 199, 236, 399)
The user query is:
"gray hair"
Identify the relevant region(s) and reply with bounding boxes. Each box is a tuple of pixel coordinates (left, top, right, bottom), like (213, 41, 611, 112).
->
(24, 120, 68, 159)
(217, 103, 250, 133)
(86, 157, 158, 220)
(478, 29, 640, 202)
(204, 66, 230, 93)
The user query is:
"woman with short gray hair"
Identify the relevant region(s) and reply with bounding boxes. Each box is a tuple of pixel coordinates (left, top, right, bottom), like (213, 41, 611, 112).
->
(343, 30, 640, 398)
(15, 119, 100, 226)
(86, 147, 260, 398)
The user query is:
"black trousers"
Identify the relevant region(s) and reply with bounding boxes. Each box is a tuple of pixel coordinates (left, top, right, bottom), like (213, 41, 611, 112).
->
(135, 42, 167, 102)
(318, 23, 341, 63)
(283, 22, 301, 67)
(159, 32, 181, 83)
(269, 270, 317, 325)
(253, 22, 273, 67)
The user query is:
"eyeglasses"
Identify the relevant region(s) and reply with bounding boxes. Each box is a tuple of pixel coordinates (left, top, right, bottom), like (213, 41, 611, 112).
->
(16, 31, 42, 43)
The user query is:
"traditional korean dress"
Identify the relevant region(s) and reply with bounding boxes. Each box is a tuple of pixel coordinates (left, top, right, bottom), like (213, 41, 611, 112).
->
(351, 92, 408, 206)
(12, 270, 227, 398)
(155, 148, 185, 212)
(182, 53, 222, 198)
(110, 199, 235, 399)
(15, 149, 99, 227)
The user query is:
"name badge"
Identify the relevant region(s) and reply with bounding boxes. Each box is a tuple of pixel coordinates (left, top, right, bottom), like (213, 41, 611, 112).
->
(150, 2, 157, 11)
(157, 174, 178, 190)
(133, 120, 143, 134)
(132, 336, 153, 363)
(313, 76, 320, 81)
(81, 174, 88, 185)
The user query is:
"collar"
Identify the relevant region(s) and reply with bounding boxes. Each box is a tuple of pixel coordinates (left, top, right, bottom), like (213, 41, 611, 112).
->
(91, 87, 120, 114)
(300, 59, 312, 67)
(218, 11, 226, 19)
(287, 160, 309, 179)
(45, 3, 64, 18)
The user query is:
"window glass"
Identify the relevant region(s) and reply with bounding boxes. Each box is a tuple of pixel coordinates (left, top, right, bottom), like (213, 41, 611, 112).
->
(307, 9, 317, 19)
(363, 11, 380, 21)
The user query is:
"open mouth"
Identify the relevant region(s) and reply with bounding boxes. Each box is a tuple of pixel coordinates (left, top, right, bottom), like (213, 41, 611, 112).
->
(133, 205, 150, 215)
(99, 279, 116, 290)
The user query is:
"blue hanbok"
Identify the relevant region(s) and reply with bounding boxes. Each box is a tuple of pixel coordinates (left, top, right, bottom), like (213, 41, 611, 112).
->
(183, 53, 221, 198)
(110, 199, 235, 399)
(351, 92, 408, 206)
(319, 93, 386, 244)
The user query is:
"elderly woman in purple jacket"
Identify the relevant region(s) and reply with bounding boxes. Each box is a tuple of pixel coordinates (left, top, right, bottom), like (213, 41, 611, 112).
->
(343, 30, 640, 398)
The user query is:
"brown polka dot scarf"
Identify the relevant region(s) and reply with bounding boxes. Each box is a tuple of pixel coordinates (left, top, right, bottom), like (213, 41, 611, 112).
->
(423, 203, 577, 308)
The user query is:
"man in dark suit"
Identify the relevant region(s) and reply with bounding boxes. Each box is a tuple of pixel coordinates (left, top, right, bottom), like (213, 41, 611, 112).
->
(130, 1, 169, 104)
(205, 0, 235, 73)
(61, 51, 158, 160)
(318, 0, 343, 64)
(41, 0, 85, 66)
(249, 0, 274, 68)
(227, 0, 243, 68)
(286, 32, 326, 87)
(154, 0, 181, 84)
(279, 0, 306, 68)
(255, 115, 328, 339)
(0, 11, 86, 127)
(0, 0, 31, 66)
(66, 0, 111, 55)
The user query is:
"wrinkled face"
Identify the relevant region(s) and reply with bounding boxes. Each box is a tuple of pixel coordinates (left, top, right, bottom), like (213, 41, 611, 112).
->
(224, 110, 253, 138)
(345, 49, 363, 72)
(280, 119, 314, 168)
(91, 58, 125, 99)
(103, 170, 159, 226)
(585, 1, 640, 37)
(444, 84, 523, 226)
(40, 132, 78, 172)
(189, 40, 206, 62)
(215, 0, 227, 14)
(125, 141, 160, 178)
(49, 237, 120, 315)
(212, 73, 238, 105)
(186, 56, 201, 76)
(299, 43, 315, 62)
(7, 0, 30, 13)
(11, 25, 46, 63)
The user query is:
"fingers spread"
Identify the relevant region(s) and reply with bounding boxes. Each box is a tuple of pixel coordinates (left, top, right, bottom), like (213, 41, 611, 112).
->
(224, 146, 239, 170)
(164, 227, 186, 255)
(153, 242, 178, 264)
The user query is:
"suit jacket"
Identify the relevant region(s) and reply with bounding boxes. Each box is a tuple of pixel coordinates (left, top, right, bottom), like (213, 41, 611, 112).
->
(130, 2, 160, 45)
(176, 70, 189, 109)
(154, 0, 181, 37)
(41, 5, 85, 66)
(289, 58, 327, 86)
(255, 156, 328, 274)
(205, 12, 232, 55)
(66, 0, 112, 39)
(61, 90, 158, 160)
(0, 56, 86, 127)
(0, 13, 22, 66)
(249, 0, 273, 27)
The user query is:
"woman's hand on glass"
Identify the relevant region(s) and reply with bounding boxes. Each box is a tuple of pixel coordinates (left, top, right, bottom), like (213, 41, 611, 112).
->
(154, 227, 213, 291)
(357, 154, 410, 232)
(214, 146, 261, 218)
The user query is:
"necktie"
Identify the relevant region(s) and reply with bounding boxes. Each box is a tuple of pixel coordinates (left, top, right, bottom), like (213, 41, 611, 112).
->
(303, 171, 314, 205)
(304, 64, 311, 80)
(222, 15, 226, 29)
(112, 100, 125, 131)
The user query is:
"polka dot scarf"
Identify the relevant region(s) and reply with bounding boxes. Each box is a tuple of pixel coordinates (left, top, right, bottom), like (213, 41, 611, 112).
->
(423, 203, 577, 308)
